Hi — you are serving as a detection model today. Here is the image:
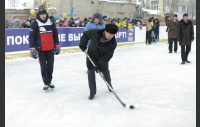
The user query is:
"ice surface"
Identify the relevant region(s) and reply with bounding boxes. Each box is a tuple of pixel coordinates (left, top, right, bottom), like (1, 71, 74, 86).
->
(5, 41, 196, 127)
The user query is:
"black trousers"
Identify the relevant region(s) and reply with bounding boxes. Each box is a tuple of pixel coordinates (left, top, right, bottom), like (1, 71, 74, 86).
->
(169, 38, 178, 52)
(88, 68, 112, 96)
(38, 50, 54, 85)
(181, 45, 191, 62)
(146, 30, 152, 44)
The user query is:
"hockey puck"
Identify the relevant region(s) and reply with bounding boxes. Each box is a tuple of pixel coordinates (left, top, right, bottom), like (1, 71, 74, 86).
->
(130, 105, 134, 109)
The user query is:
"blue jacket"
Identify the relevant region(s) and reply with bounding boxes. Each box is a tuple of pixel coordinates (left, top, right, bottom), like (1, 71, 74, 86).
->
(84, 22, 105, 31)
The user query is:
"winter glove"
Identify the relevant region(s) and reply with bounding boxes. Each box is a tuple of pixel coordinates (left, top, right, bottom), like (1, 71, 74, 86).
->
(54, 43, 61, 55)
(95, 64, 101, 73)
(79, 46, 87, 52)
(29, 47, 38, 59)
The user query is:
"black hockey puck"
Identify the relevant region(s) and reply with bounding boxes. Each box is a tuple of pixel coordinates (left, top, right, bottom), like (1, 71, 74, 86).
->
(130, 105, 134, 109)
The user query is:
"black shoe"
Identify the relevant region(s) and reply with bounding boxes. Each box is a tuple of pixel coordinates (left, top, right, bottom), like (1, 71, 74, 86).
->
(169, 52, 172, 53)
(48, 83, 55, 88)
(181, 61, 185, 64)
(88, 95, 95, 100)
(186, 60, 191, 63)
(43, 85, 49, 90)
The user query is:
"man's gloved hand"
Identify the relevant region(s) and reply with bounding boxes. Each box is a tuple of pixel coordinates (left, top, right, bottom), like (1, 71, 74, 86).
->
(29, 47, 38, 59)
(95, 64, 101, 73)
(54, 43, 61, 55)
(79, 46, 87, 52)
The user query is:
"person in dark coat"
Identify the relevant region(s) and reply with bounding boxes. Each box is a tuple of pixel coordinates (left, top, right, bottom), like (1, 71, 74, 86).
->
(177, 13, 194, 64)
(165, 16, 171, 44)
(167, 14, 179, 53)
(152, 19, 159, 43)
(79, 24, 118, 100)
(29, 4, 61, 90)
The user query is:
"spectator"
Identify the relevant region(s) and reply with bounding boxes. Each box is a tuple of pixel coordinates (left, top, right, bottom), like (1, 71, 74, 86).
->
(75, 20, 79, 27)
(139, 17, 143, 24)
(143, 18, 150, 44)
(177, 13, 194, 64)
(152, 19, 159, 42)
(122, 17, 131, 30)
(159, 17, 166, 26)
(7, 21, 13, 28)
(68, 21, 72, 27)
(71, 22, 76, 27)
(25, 21, 31, 28)
(115, 18, 123, 28)
(146, 18, 154, 44)
(165, 16, 170, 25)
(103, 15, 108, 24)
(111, 19, 116, 24)
(166, 16, 171, 44)
(79, 21, 86, 27)
(84, 12, 105, 31)
(167, 14, 179, 53)
(133, 17, 141, 26)
(12, 19, 20, 28)
(106, 18, 111, 24)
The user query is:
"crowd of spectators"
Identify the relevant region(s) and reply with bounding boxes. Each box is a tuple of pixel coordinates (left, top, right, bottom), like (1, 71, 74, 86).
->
(5, 15, 171, 29)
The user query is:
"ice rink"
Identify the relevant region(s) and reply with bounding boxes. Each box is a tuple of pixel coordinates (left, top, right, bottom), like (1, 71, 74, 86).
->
(5, 41, 196, 127)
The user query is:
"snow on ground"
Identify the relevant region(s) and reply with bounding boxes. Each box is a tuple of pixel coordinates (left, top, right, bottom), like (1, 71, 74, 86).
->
(5, 41, 196, 127)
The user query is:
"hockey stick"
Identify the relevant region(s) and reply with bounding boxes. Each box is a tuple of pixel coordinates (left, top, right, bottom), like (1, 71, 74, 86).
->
(84, 50, 134, 109)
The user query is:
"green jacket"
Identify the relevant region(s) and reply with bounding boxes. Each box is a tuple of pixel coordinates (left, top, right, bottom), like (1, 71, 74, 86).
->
(79, 29, 117, 71)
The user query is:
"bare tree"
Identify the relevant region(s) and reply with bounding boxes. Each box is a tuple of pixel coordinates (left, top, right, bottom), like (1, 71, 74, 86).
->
(166, 0, 178, 18)
(9, 0, 20, 8)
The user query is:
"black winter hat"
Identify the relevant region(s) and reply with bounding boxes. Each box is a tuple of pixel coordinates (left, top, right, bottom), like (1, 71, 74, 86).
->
(38, 4, 47, 15)
(173, 14, 177, 17)
(105, 24, 118, 34)
(103, 15, 107, 18)
(183, 13, 188, 17)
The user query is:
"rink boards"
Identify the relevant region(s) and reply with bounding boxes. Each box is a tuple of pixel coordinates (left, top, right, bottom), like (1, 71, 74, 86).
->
(5, 26, 196, 60)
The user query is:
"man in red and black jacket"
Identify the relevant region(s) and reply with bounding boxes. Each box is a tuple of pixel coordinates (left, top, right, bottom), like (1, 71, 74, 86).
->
(29, 4, 61, 90)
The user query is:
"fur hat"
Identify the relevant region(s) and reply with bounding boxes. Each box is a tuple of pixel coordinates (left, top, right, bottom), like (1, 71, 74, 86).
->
(105, 24, 118, 34)
(90, 13, 104, 25)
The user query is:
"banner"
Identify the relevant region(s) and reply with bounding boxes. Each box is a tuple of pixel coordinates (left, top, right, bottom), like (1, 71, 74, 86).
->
(5, 27, 135, 52)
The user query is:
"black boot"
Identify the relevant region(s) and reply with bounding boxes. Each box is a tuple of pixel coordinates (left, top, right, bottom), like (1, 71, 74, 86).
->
(43, 85, 49, 90)
(181, 61, 185, 64)
(48, 83, 55, 88)
(186, 60, 191, 63)
(88, 95, 95, 100)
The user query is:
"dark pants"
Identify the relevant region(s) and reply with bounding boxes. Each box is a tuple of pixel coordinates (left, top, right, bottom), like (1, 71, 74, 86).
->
(169, 38, 178, 52)
(153, 30, 158, 39)
(38, 50, 54, 85)
(146, 30, 152, 44)
(88, 68, 112, 96)
(181, 45, 191, 62)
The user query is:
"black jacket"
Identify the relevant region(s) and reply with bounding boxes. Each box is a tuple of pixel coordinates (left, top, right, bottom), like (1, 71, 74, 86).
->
(177, 19, 194, 45)
(79, 29, 117, 71)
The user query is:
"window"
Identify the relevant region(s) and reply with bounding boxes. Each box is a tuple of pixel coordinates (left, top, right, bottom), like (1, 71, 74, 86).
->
(176, 5, 179, 11)
(182, 6, 185, 11)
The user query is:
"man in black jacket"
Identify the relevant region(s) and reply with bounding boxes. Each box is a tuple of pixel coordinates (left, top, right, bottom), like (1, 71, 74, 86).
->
(29, 4, 61, 90)
(79, 24, 118, 100)
(177, 13, 194, 64)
